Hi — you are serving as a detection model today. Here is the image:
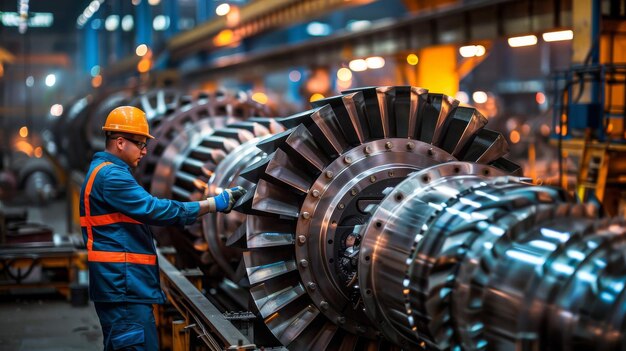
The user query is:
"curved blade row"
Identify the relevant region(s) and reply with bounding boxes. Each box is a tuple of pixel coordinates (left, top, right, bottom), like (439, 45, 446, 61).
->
(137, 91, 272, 191)
(240, 86, 518, 349)
(137, 90, 274, 275)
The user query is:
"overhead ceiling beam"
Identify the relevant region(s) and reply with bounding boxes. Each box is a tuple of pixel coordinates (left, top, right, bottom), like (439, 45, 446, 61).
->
(167, 0, 376, 60)
(182, 0, 570, 81)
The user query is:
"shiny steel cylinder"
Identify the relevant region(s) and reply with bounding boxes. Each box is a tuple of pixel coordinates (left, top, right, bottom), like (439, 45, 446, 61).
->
(360, 161, 626, 350)
(358, 162, 510, 348)
(22, 170, 56, 204)
(238, 86, 524, 349)
(12, 154, 58, 205)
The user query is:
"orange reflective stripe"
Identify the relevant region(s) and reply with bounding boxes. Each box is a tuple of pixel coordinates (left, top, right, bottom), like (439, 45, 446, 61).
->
(83, 161, 154, 267)
(84, 162, 112, 217)
(80, 213, 141, 227)
(84, 162, 112, 251)
(88, 251, 156, 265)
(86, 226, 94, 253)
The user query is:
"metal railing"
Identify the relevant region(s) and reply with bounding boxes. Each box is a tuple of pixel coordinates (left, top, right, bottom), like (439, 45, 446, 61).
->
(158, 250, 255, 350)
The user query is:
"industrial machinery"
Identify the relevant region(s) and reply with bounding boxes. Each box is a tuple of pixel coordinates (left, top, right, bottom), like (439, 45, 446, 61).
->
(51, 85, 626, 350)
(9, 152, 59, 205)
(5, 0, 626, 348)
(54, 88, 274, 269)
(129, 89, 275, 279)
(552, 64, 626, 217)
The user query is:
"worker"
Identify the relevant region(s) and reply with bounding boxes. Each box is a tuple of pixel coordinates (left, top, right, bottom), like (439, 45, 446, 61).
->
(80, 106, 246, 350)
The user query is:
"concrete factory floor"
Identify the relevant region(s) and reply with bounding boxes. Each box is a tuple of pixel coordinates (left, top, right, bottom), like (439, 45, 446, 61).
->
(0, 293, 101, 351)
(0, 198, 102, 351)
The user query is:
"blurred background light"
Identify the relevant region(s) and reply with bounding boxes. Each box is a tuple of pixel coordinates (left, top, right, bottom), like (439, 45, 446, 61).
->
(542, 30, 573, 42)
(50, 104, 63, 117)
(251, 92, 268, 104)
(349, 59, 367, 72)
(365, 56, 385, 69)
(406, 53, 419, 65)
(459, 45, 486, 57)
(216, 3, 231, 16)
(508, 35, 537, 47)
(135, 44, 149, 57)
(472, 91, 488, 104)
(121, 15, 134, 31)
(19, 126, 29, 138)
(105, 15, 119, 31)
(288, 70, 301, 82)
(336, 68, 352, 81)
(45, 73, 56, 87)
(307, 22, 331, 36)
(310, 93, 324, 102)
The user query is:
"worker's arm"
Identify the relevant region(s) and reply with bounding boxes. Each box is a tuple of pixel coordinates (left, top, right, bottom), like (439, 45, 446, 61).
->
(102, 166, 246, 225)
(102, 166, 199, 226)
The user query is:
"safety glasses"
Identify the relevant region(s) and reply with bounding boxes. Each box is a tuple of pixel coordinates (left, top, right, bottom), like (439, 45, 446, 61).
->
(119, 136, 148, 150)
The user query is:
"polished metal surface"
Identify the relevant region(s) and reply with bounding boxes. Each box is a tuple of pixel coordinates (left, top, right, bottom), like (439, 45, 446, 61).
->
(295, 138, 452, 337)
(50, 84, 626, 350)
(134, 90, 272, 191)
(11, 153, 58, 205)
(157, 249, 255, 350)
(149, 117, 234, 202)
(355, 159, 626, 350)
(358, 162, 509, 348)
(47, 86, 284, 347)
(43, 86, 279, 283)
(238, 86, 519, 349)
(129, 87, 184, 121)
(199, 117, 286, 280)
(387, 165, 626, 351)
(202, 135, 273, 281)
(136, 91, 275, 276)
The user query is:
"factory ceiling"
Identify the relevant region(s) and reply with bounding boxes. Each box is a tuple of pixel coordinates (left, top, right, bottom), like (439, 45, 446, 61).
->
(0, 0, 86, 34)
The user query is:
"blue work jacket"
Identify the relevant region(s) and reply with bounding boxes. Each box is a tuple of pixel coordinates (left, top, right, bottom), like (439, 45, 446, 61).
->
(80, 151, 199, 303)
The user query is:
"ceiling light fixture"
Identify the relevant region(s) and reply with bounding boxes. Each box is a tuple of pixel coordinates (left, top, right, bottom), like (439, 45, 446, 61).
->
(459, 45, 486, 57)
(348, 59, 367, 72)
(18, 0, 29, 33)
(507, 35, 537, 47)
(77, 0, 106, 29)
(215, 3, 231, 16)
(365, 56, 385, 69)
(542, 30, 573, 42)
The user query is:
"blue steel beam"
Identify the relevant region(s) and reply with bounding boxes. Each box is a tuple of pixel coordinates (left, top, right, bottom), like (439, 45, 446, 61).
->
(163, 0, 179, 39)
(83, 18, 99, 73)
(135, 0, 152, 47)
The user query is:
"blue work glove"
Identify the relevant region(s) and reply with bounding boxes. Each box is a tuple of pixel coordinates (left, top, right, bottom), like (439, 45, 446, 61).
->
(213, 186, 247, 213)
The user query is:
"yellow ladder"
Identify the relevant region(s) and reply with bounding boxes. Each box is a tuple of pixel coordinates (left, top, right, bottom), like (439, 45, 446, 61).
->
(576, 142, 610, 202)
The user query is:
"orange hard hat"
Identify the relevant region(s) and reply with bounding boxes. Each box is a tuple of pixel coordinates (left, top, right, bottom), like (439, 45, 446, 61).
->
(102, 106, 154, 139)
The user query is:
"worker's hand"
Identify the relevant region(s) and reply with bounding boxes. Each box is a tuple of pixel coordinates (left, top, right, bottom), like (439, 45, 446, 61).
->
(213, 186, 247, 213)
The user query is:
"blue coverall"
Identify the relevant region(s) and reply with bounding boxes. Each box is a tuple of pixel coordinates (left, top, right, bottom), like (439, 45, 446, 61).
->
(80, 152, 199, 350)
